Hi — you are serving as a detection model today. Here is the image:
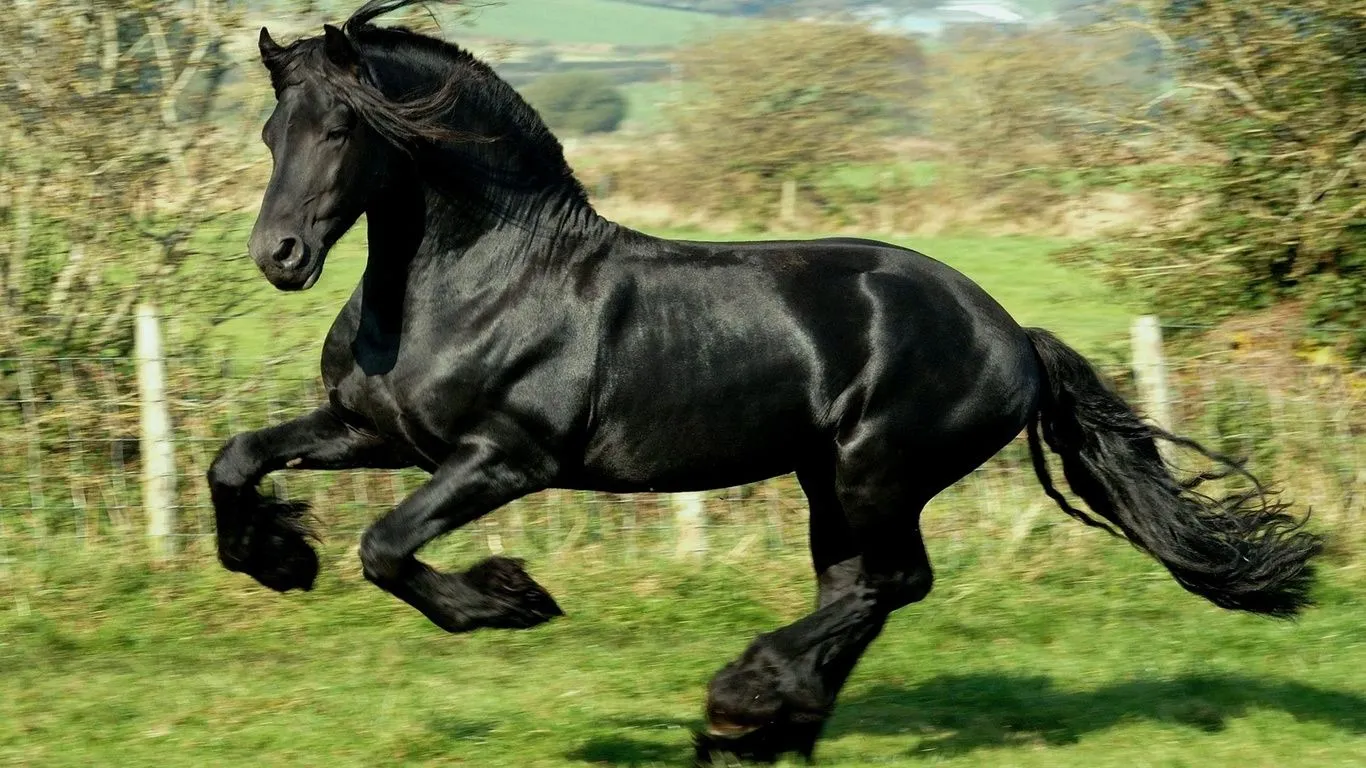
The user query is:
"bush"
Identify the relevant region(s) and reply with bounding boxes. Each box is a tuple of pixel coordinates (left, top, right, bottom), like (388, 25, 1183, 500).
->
(610, 21, 924, 226)
(926, 25, 1152, 195)
(521, 72, 627, 135)
(1076, 0, 1366, 360)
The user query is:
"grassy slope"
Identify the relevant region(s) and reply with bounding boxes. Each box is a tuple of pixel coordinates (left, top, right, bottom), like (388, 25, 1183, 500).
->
(212, 219, 1134, 375)
(453, 0, 735, 46)
(619, 81, 677, 133)
(3, 543, 1364, 767)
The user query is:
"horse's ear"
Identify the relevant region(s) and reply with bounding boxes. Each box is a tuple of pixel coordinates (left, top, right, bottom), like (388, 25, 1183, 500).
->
(259, 27, 282, 66)
(323, 24, 359, 71)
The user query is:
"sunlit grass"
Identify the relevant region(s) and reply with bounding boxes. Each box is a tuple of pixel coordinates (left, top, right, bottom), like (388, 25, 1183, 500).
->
(3, 541, 1364, 767)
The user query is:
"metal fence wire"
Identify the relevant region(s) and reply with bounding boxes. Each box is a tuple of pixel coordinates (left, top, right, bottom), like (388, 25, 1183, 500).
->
(1, 315, 1362, 560)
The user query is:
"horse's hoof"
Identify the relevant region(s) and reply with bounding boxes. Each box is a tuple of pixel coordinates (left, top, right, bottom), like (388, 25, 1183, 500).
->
(248, 528, 319, 592)
(463, 556, 564, 629)
(219, 494, 319, 592)
(693, 721, 820, 766)
(698, 643, 828, 764)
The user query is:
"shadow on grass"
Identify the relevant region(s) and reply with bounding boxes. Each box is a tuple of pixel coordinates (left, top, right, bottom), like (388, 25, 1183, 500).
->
(831, 673, 1366, 757)
(564, 674, 1366, 764)
(568, 735, 691, 766)
(421, 713, 497, 742)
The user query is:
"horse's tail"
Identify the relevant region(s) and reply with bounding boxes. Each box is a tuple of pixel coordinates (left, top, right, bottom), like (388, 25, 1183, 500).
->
(1022, 327, 1322, 618)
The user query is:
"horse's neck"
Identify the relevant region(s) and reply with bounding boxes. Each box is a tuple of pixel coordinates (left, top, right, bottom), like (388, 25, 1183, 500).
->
(356, 187, 424, 335)
(361, 182, 613, 314)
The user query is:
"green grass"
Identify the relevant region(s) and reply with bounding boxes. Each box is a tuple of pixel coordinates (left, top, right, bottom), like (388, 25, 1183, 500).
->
(620, 81, 677, 133)
(4, 542, 1365, 766)
(826, 161, 941, 191)
(450, 0, 738, 46)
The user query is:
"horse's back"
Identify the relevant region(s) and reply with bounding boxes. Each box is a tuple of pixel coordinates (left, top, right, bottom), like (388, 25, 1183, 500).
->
(636, 233, 1038, 405)
(652, 233, 1024, 329)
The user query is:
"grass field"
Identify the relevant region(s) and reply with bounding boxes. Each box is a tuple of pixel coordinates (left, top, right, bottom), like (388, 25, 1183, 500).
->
(826, 161, 941, 191)
(619, 81, 677, 133)
(451, 0, 736, 46)
(4, 540, 1365, 767)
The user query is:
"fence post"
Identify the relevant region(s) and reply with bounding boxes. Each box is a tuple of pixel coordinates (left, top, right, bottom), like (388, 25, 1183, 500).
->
(595, 173, 614, 201)
(674, 491, 707, 559)
(779, 179, 798, 226)
(1130, 315, 1174, 434)
(136, 303, 177, 559)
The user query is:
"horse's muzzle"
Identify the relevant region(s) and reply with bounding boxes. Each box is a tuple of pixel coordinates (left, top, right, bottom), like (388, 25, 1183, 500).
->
(250, 235, 326, 291)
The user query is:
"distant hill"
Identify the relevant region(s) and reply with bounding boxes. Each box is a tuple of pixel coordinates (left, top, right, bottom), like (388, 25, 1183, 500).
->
(616, 0, 1071, 17)
(239, 0, 734, 47)
(450, 0, 1078, 46)
(442, 0, 739, 46)
(240, 0, 1087, 49)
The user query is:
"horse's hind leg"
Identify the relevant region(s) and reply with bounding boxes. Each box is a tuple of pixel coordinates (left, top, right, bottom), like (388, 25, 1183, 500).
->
(209, 406, 410, 592)
(695, 454, 934, 765)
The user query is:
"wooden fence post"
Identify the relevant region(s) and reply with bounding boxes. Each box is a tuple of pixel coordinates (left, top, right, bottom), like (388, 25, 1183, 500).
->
(674, 491, 708, 559)
(779, 179, 797, 226)
(1130, 315, 1174, 434)
(596, 173, 614, 201)
(136, 303, 177, 559)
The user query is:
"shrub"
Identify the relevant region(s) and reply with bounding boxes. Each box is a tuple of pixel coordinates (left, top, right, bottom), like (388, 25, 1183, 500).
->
(521, 72, 628, 135)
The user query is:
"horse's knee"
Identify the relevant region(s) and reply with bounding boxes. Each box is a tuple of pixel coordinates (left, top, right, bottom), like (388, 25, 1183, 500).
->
(871, 566, 933, 610)
(359, 528, 403, 585)
(208, 434, 257, 491)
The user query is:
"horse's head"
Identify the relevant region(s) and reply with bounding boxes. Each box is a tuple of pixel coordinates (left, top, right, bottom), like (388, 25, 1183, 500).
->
(250, 25, 390, 291)
(249, 2, 592, 289)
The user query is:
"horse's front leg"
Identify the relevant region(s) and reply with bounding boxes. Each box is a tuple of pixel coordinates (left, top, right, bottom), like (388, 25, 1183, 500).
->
(208, 405, 411, 592)
(358, 420, 562, 633)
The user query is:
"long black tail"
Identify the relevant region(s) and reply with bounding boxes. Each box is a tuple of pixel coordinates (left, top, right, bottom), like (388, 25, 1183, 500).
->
(1023, 327, 1322, 617)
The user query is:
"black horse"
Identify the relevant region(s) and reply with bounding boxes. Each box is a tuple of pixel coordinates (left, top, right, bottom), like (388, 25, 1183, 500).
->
(208, 2, 1322, 762)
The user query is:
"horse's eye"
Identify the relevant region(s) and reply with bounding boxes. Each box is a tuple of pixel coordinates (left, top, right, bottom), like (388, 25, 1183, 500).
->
(325, 126, 350, 142)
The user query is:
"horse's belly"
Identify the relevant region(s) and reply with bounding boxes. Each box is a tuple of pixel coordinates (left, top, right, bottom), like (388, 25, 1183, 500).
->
(569, 407, 809, 492)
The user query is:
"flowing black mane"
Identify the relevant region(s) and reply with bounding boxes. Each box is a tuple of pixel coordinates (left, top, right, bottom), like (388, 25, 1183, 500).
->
(262, 0, 588, 207)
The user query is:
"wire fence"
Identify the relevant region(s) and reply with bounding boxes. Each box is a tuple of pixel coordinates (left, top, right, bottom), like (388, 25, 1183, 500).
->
(2, 314, 1362, 563)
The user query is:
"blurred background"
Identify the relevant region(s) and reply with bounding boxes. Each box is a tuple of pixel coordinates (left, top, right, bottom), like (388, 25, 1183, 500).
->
(1, 1, 1363, 765)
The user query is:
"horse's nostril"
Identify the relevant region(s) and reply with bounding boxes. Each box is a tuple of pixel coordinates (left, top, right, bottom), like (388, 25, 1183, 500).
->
(271, 237, 301, 268)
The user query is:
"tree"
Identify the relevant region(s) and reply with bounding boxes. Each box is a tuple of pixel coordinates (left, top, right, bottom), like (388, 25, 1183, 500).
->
(1088, 0, 1366, 357)
(663, 20, 924, 218)
(926, 24, 1153, 195)
(0, 0, 266, 363)
(521, 72, 628, 135)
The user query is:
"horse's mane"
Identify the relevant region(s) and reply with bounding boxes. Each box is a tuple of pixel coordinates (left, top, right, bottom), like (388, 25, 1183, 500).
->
(263, 0, 588, 205)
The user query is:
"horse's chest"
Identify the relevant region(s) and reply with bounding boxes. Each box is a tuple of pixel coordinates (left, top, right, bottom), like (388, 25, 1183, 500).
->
(331, 369, 399, 424)
(328, 362, 473, 459)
